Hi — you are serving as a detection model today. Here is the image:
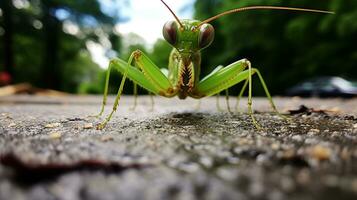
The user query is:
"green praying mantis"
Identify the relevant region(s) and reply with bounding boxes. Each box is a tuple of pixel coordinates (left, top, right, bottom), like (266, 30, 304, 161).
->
(93, 0, 334, 129)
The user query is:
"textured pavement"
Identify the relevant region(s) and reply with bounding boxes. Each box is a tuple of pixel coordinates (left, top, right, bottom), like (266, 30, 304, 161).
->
(0, 95, 356, 200)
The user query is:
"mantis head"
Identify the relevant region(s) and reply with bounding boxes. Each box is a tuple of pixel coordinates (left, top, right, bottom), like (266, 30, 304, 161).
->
(160, 0, 334, 53)
(163, 20, 215, 53)
(160, 0, 214, 53)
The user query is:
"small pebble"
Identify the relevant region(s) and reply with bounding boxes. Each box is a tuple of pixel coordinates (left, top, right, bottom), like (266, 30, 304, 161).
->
(353, 123, 357, 129)
(45, 123, 61, 128)
(329, 107, 341, 113)
(101, 135, 113, 142)
(154, 124, 162, 128)
(49, 132, 62, 139)
(271, 143, 280, 150)
(307, 129, 320, 135)
(282, 149, 295, 159)
(278, 127, 288, 133)
(310, 145, 331, 161)
(8, 123, 16, 127)
(311, 128, 320, 133)
(1, 113, 12, 119)
(178, 162, 199, 173)
(331, 132, 340, 138)
(304, 138, 318, 144)
(83, 123, 93, 129)
(237, 138, 252, 145)
(292, 135, 303, 142)
(199, 157, 213, 167)
(256, 154, 269, 165)
(216, 167, 238, 181)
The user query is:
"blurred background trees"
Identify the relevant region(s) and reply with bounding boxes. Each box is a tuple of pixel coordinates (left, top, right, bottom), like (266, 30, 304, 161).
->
(194, 0, 357, 95)
(0, 0, 356, 95)
(0, 0, 123, 92)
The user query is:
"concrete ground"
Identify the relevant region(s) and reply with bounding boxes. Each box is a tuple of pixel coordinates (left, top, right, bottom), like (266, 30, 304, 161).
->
(0, 95, 356, 200)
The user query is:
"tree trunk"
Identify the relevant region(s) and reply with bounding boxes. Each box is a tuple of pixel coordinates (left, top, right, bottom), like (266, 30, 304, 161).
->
(1, 0, 15, 83)
(40, 5, 61, 90)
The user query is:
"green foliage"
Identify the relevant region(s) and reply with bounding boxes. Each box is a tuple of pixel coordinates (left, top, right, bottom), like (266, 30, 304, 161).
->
(150, 39, 171, 69)
(0, 0, 122, 92)
(194, 0, 357, 95)
(63, 50, 102, 93)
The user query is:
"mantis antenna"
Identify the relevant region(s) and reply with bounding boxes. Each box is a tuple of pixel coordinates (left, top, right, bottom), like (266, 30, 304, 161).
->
(196, 6, 335, 28)
(160, 0, 184, 28)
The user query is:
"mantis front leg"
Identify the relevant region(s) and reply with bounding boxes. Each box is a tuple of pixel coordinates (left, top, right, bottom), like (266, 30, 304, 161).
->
(96, 50, 176, 129)
(196, 59, 278, 129)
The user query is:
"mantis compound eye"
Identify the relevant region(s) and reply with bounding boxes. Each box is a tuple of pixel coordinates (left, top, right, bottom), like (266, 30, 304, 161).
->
(198, 24, 215, 49)
(163, 21, 178, 46)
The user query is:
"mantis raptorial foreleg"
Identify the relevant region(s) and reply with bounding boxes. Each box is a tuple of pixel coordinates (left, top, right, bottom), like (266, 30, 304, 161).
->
(96, 50, 176, 129)
(196, 59, 278, 128)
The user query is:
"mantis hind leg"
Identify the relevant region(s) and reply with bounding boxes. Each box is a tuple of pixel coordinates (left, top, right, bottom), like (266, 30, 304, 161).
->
(236, 78, 249, 112)
(216, 89, 232, 113)
(130, 83, 138, 111)
(216, 94, 223, 111)
(253, 69, 279, 113)
(196, 59, 279, 129)
(225, 89, 232, 113)
(216, 90, 232, 112)
(246, 61, 260, 129)
(235, 68, 279, 114)
(253, 69, 288, 121)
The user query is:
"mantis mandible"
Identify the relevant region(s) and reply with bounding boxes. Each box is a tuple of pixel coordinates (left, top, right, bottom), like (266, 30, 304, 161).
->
(94, 0, 333, 129)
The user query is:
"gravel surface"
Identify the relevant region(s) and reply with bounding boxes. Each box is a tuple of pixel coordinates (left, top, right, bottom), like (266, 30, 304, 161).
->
(0, 95, 356, 200)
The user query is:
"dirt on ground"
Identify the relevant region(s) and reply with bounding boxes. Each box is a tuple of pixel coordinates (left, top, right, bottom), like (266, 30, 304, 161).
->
(0, 95, 356, 200)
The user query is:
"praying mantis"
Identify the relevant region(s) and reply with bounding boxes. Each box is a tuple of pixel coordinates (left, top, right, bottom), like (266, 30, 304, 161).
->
(93, 0, 333, 129)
